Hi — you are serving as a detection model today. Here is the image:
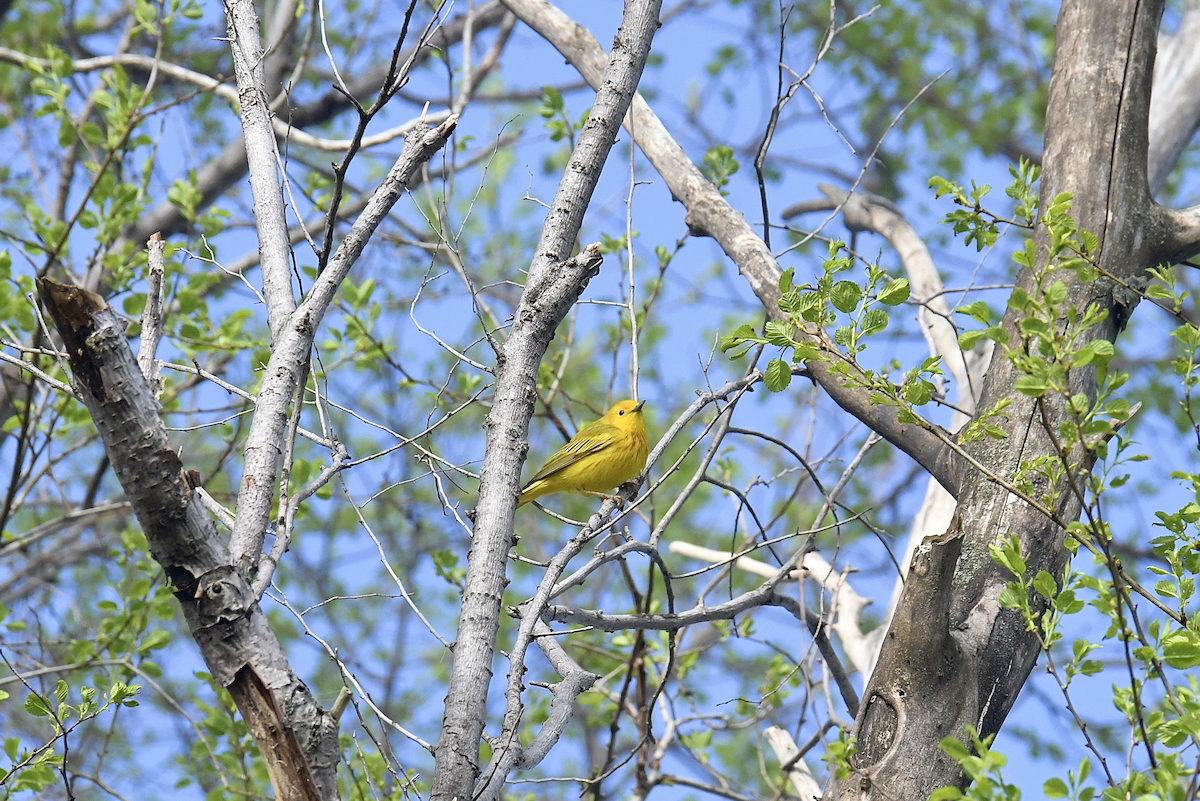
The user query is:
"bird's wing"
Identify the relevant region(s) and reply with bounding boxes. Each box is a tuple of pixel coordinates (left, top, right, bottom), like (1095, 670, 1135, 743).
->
(523, 423, 617, 488)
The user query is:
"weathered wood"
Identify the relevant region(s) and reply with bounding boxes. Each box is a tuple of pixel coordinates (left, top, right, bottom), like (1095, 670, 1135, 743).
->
(830, 2, 1165, 798)
(36, 277, 341, 801)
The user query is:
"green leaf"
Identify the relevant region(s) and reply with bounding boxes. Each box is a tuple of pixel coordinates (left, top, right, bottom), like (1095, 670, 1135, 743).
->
(1044, 280, 1068, 307)
(538, 86, 563, 117)
(860, 309, 889, 337)
(24, 693, 52, 717)
(1008, 287, 1033, 311)
(139, 629, 170, 652)
(1032, 570, 1057, 598)
(792, 343, 824, 363)
(1163, 629, 1200, 669)
(1044, 777, 1069, 798)
(122, 293, 147, 316)
(904, 379, 933, 407)
(928, 176, 954, 197)
(1019, 317, 1047, 336)
(938, 736, 971, 761)
(981, 423, 1008, 440)
(997, 584, 1026, 609)
(985, 325, 1009, 345)
(958, 329, 987, 350)
(702, 144, 739, 191)
(1014, 375, 1048, 397)
(928, 789, 964, 801)
(1079, 230, 1098, 254)
(957, 301, 992, 324)
(778, 267, 794, 293)
(877, 278, 910, 306)
(764, 358, 792, 392)
(57, 116, 76, 148)
(719, 323, 762, 354)
(829, 281, 862, 313)
(764, 320, 794, 348)
(991, 537, 1027, 576)
(80, 121, 104, 145)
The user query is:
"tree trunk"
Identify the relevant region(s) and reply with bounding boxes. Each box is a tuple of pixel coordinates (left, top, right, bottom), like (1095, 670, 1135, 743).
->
(35, 279, 341, 801)
(829, 1, 1168, 797)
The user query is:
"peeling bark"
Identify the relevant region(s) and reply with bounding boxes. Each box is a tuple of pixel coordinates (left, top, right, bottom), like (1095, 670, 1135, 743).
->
(35, 278, 340, 801)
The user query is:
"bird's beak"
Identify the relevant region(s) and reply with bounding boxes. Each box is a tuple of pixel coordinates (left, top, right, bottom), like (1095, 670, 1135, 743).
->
(633, 400, 646, 413)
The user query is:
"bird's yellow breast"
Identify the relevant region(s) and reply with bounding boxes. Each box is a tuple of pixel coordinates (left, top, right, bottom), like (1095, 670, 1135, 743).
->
(561, 427, 648, 492)
(518, 399, 650, 507)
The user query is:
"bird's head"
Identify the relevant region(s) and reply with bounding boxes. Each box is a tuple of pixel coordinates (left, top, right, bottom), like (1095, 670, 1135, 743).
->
(603, 399, 647, 428)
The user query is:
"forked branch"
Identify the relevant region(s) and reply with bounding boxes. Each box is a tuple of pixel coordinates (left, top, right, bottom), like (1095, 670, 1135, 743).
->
(500, 0, 963, 496)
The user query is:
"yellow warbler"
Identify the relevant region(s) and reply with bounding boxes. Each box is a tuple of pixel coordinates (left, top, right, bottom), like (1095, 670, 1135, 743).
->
(519, 400, 649, 507)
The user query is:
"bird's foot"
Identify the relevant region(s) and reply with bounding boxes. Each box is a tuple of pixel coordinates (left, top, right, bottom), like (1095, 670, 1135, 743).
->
(581, 490, 623, 507)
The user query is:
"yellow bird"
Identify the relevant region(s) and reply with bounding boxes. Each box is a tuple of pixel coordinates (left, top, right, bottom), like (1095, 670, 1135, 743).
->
(519, 400, 649, 507)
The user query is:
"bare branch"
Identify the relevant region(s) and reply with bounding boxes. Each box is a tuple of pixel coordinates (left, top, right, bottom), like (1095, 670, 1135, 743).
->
(221, 0, 296, 341)
(228, 115, 458, 574)
(472, 621, 599, 801)
(137, 233, 165, 396)
(501, 0, 963, 496)
(764, 726, 821, 801)
(1148, 0, 1200, 195)
(1159, 203, 1200, 264)
(119, 4, 507, 256)
(432, 2, 664, 798)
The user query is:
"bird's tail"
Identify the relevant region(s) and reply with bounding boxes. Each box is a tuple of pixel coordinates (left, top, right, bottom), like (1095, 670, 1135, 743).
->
(517, 481, 542, 508)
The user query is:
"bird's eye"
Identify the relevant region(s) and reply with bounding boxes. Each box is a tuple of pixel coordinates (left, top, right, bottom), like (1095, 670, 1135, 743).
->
(618, 410, 625, 416)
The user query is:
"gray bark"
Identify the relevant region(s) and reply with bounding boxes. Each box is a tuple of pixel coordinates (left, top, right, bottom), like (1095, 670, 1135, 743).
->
(221, 0, 297, 343)
(428, 2, 663, 800)
(228, 117, 459, 577)
(504, 1, 1200, 798)
(35, 278, 340, 801)
(1148, 0, 1200, 196)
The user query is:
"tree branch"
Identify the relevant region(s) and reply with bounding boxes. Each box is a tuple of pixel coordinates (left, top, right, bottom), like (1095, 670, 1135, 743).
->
(1157, 203, 1200, 264)
(35, 278, 339, 801)
(764, 726, 822, 801)
(472, 621, 599, 801)
(220, 0, 296, 341)
(784, 183, 979, 421)
(429, 2, 663, 799)
(1148, 0, 1200, 196)
(229, 115, 459, 577)
(783, 184, 994, 682)
(501, 0, 963, 497)
(116, 4, 506, 258)
(831, 2, 1166, 797)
